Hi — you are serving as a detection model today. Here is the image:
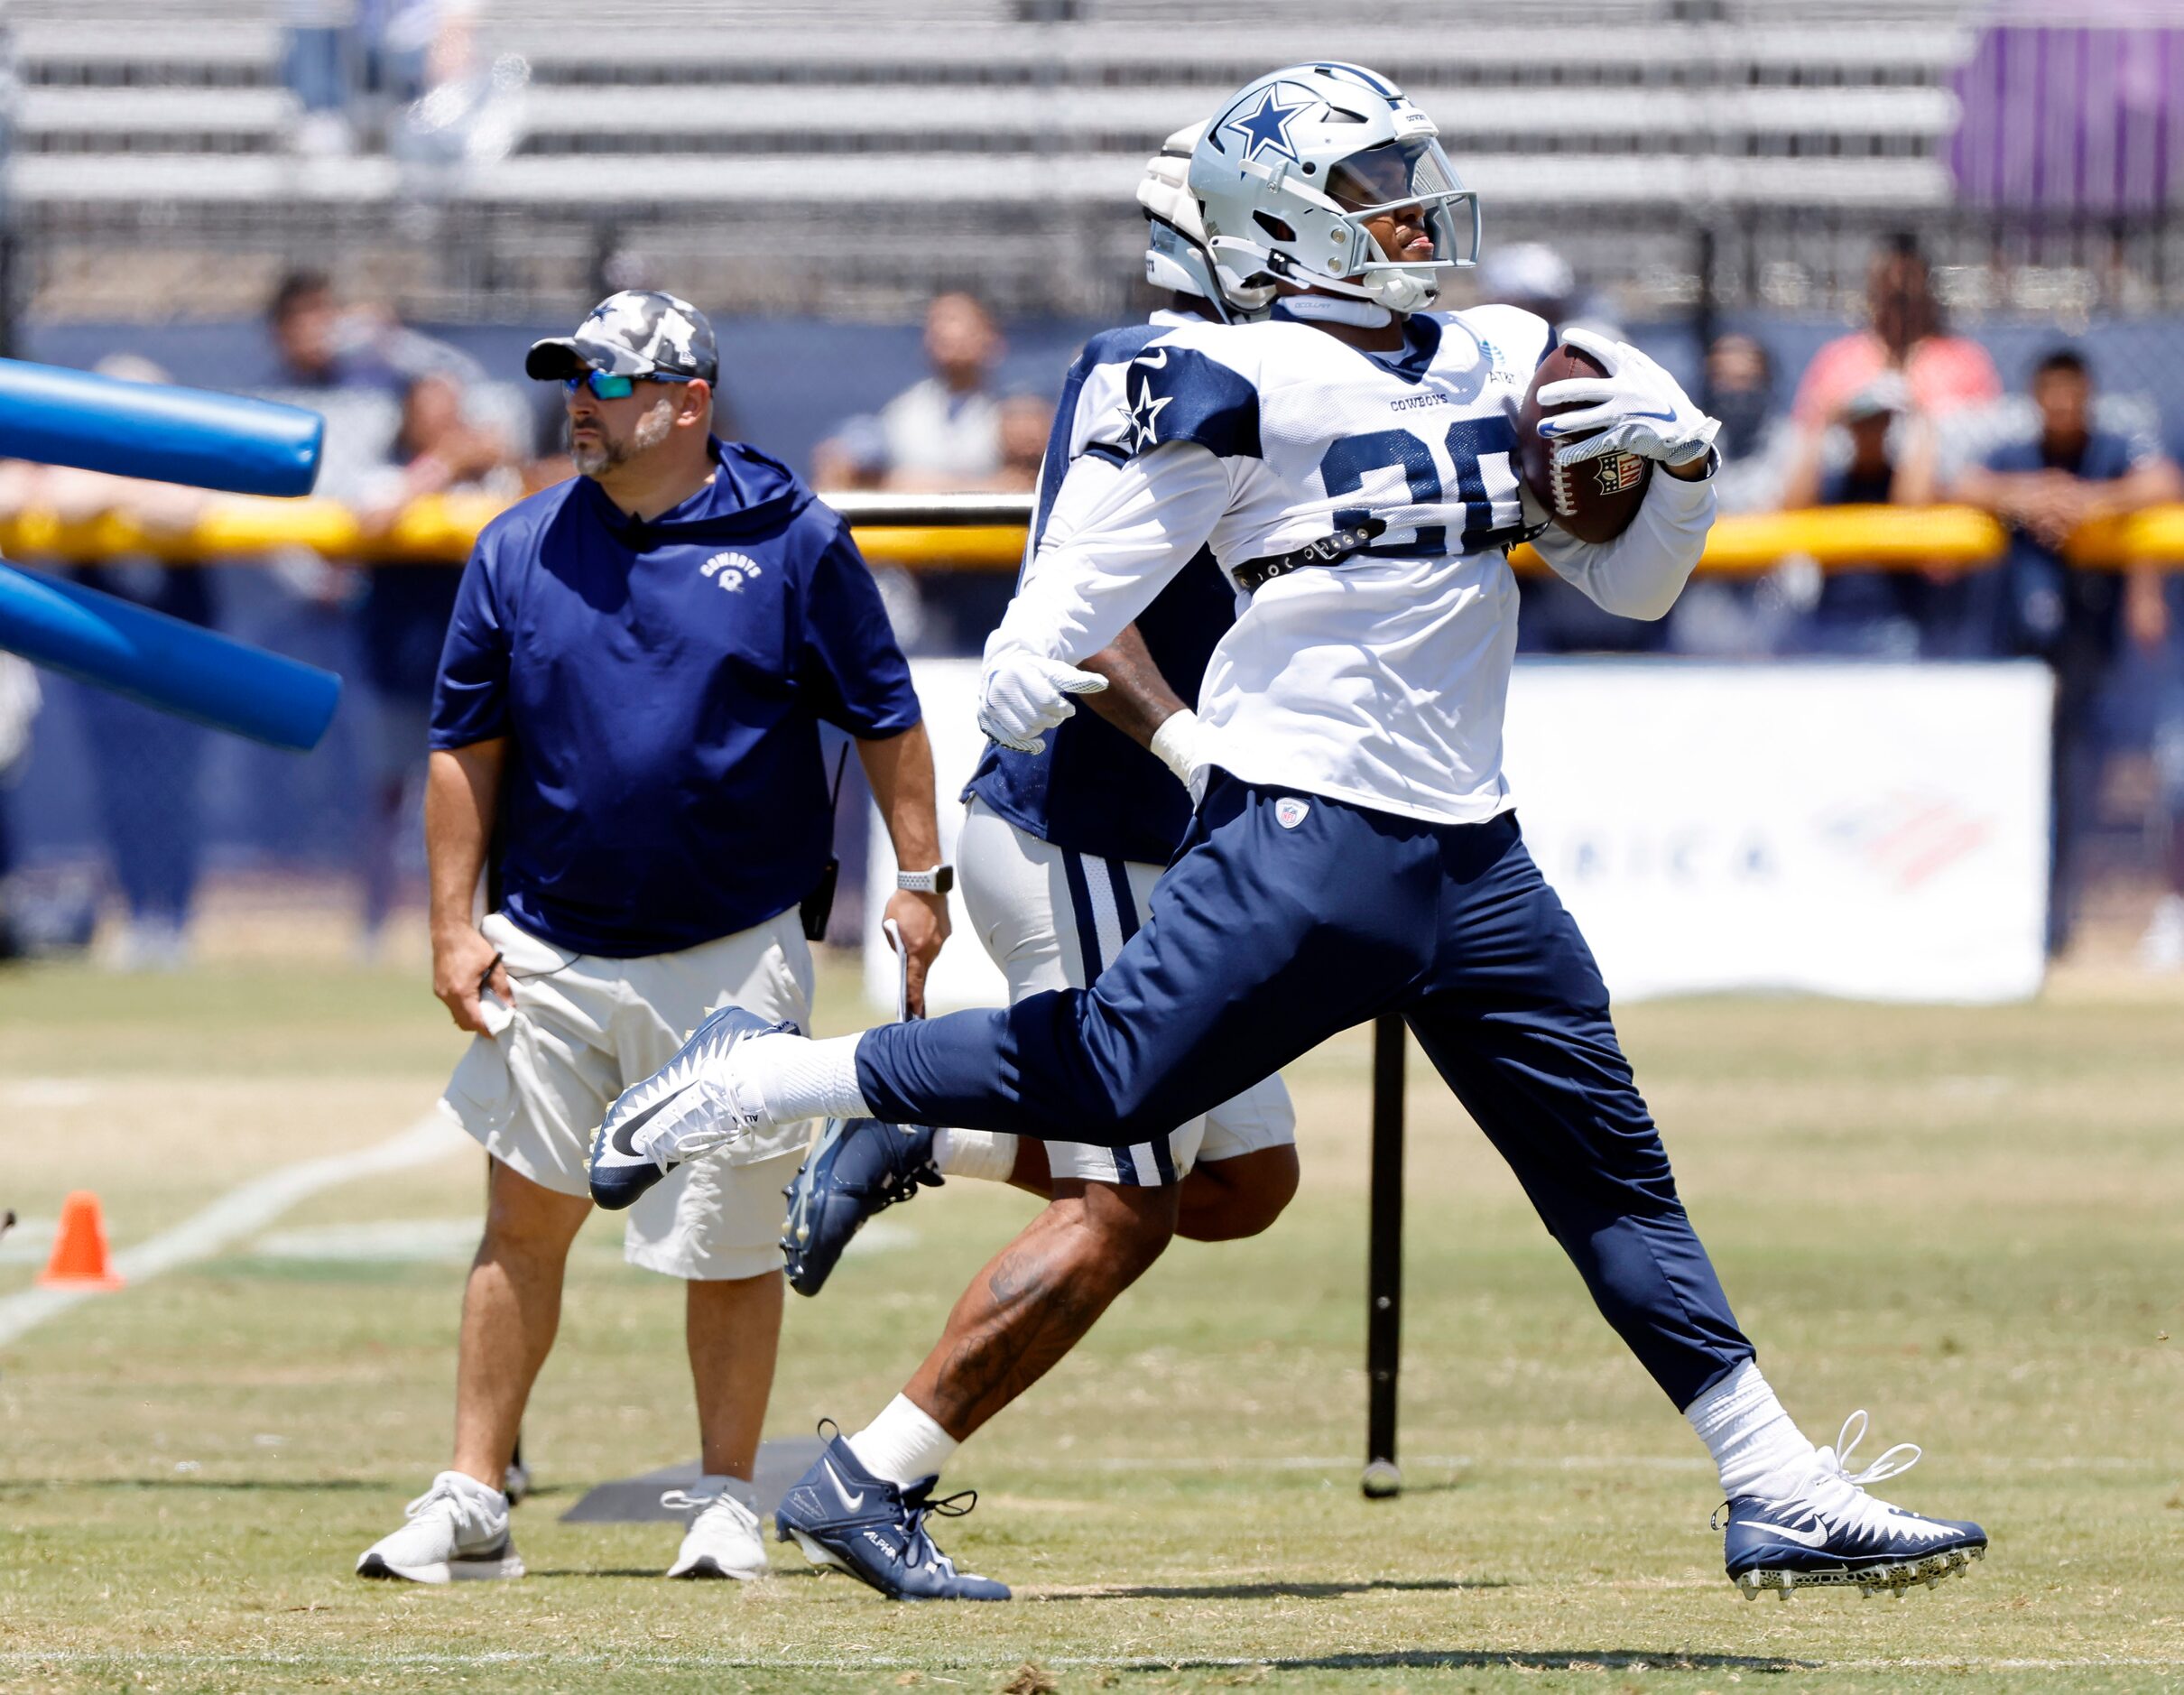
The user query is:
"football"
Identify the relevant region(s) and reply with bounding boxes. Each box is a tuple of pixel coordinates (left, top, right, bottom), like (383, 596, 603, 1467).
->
(1516, 342, 1653, 543)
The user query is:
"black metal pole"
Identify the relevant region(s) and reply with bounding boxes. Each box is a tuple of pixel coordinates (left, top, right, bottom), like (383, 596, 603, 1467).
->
(1362, 1014, 1405, 1498)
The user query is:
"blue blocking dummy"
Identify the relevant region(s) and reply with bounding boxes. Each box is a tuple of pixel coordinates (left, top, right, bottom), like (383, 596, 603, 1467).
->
(0, 358, 338, 750)
(0, 358, 322, 496)
(0, 563, 340, 752)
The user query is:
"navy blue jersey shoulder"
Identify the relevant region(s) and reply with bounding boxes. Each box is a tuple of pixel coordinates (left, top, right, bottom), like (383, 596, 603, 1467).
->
(1125, 342, 1261, 460)
(964, 321, 1239, 866)
(430, 439, 919, 959)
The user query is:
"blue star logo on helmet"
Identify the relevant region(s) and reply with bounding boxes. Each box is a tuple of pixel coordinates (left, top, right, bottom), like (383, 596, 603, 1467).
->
(1223, 84, 1312, 164)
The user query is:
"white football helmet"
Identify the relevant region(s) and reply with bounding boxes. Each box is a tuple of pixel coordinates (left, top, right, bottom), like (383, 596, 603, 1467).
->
(1138, 122, 1232, 316)
(1189, 62, 1481, 316)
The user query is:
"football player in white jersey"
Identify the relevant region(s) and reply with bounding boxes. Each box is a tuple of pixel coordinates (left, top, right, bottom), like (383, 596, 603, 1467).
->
(733, 134, 1301, 1602)
(596, 62, 1987, 1603)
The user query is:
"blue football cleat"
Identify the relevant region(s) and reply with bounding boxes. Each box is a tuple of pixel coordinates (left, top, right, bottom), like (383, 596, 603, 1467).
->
(781, 1116, 943, 1297)
(1720, 1412, 1987, 1600)
(774, 1428, 1009, 1601)
(588, 1004, 792, 1210)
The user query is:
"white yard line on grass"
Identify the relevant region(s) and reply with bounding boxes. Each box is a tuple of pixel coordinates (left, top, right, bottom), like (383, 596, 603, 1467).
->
(0, 1113, 462, 1350)
(1074, 1453, 2159, 1474)
(2, 1651, 2181, 1674)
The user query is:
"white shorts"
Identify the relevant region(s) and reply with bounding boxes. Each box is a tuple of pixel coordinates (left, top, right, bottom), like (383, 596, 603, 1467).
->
(957, 795, 1295, 1186)
(439, 909, 811, 1281)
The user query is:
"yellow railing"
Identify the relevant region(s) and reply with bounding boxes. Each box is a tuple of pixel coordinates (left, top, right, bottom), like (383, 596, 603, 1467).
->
(2, 495, 2180, 572)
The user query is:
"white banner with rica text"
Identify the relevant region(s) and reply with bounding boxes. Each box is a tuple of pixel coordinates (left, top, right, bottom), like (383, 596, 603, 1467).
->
(871, 658, 2052, 1011)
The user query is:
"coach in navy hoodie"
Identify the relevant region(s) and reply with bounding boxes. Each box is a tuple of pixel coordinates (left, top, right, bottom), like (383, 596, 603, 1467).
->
(356, 292, 947, 1587)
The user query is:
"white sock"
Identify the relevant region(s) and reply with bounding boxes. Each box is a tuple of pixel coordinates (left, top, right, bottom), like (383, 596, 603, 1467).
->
(1684, 1360, 1816, 1501)
(747, 1032, 870, 1122)
(847, 1394, 958, 1487)
(931, 1128, 1018, 1183)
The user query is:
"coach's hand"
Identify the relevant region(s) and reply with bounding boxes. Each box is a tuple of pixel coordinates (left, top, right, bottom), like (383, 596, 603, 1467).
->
(434, 919, 513, 1035)
(884, 888, 950, 1018)
(977, 651, 1109, 755)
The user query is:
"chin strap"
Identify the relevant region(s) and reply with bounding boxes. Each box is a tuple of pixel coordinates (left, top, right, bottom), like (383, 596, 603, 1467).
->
(1276, 294, 1396, 329)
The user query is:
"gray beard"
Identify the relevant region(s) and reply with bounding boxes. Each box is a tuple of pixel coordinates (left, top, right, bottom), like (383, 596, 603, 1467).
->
(570, 396, 678, 477)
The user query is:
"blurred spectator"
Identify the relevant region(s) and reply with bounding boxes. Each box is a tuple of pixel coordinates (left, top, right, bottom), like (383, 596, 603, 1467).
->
(257, 270, 408, 507)
(992, 393, 1053, 493)
(817, 294, 1005, 492)
(1670, 333, 1798, 656)
(1476, 241, 1622, 341)
(351, 370, 519, 949)
(0, 654, 37, 960)
(1706, 333, 1793, 514)
(0, 639, 97, 962)
(1477, 243, 1578, 328)
(1780, 374, 1939, 659)
(1951, 347, 2184, 955)
(2144, 634, 2184, 972)
(809, 412, 891, 493)
(1791, 235, 2000, 431)
(283, 0, 479, 156)
(0, 356, 216, 967)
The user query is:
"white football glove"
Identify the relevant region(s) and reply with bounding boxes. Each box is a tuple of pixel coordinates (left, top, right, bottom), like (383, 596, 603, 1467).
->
(1536, 325, 1719, 470)
(977, 651, 1109, 755)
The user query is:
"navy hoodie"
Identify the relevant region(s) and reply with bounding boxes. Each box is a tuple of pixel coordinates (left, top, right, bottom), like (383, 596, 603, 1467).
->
(430, 439, 920, 958)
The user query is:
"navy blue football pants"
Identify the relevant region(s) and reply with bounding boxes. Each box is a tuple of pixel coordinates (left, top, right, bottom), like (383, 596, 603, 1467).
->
(857, 775, 1755, 1408)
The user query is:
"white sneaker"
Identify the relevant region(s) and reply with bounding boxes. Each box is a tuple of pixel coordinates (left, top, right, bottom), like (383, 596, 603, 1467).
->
(662, 1477, 768, 1579)
(356, 1471, 524, 1583)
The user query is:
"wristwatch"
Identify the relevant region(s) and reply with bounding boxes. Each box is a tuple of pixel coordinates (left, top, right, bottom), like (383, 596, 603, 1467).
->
(897, 865, 955, 895)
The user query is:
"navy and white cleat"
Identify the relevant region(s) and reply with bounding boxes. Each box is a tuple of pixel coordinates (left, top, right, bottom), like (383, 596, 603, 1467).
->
(781, 1116, 942, 1297)
(773, 1428, 1009, 1601)
(1720, 1412, 1987, 1601)
(588, 1004, 792, 1210)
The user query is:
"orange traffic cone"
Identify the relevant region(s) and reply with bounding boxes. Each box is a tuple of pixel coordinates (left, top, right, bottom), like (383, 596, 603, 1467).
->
(37, 1190, 124, 1290)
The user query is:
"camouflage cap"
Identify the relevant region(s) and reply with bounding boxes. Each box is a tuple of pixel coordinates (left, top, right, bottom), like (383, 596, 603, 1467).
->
(525, 290, 718, 384)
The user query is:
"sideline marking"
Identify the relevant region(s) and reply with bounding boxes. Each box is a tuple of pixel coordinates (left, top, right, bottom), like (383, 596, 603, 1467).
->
(0, 1114, 461, 1349)
(2, 1652, 2180, 1674)
(254, 1218, 480, 1262)
(1069, 1452, 2155, 1475)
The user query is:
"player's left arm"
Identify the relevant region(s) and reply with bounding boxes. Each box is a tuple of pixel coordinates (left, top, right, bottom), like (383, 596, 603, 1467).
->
(1078, 624, 1202, 786)
(1530, 326, 1719, 620)
(978, 442, 1230, 753)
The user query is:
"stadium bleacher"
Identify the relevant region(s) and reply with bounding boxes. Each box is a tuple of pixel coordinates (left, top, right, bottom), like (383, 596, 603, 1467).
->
(2, 0, 1983, 320)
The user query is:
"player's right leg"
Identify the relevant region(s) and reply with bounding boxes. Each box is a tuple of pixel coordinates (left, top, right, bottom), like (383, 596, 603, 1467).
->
(1400, 818, 1985, 1598)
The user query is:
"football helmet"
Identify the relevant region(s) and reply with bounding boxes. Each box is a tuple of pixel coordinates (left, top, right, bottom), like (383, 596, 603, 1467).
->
(1139, 122, 1231, 315)
(1189, 62, 1481, 316)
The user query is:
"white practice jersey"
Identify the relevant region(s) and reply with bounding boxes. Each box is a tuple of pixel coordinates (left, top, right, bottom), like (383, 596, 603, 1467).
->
(990, 304, 1717, 826)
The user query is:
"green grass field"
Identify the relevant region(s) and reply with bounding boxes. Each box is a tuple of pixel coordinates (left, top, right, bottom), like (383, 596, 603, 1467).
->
(3, 959, 2181, 1694)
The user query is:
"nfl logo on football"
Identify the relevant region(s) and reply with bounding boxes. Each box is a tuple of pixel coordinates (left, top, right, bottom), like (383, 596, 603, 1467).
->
(1593, 454, 1643, 496)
